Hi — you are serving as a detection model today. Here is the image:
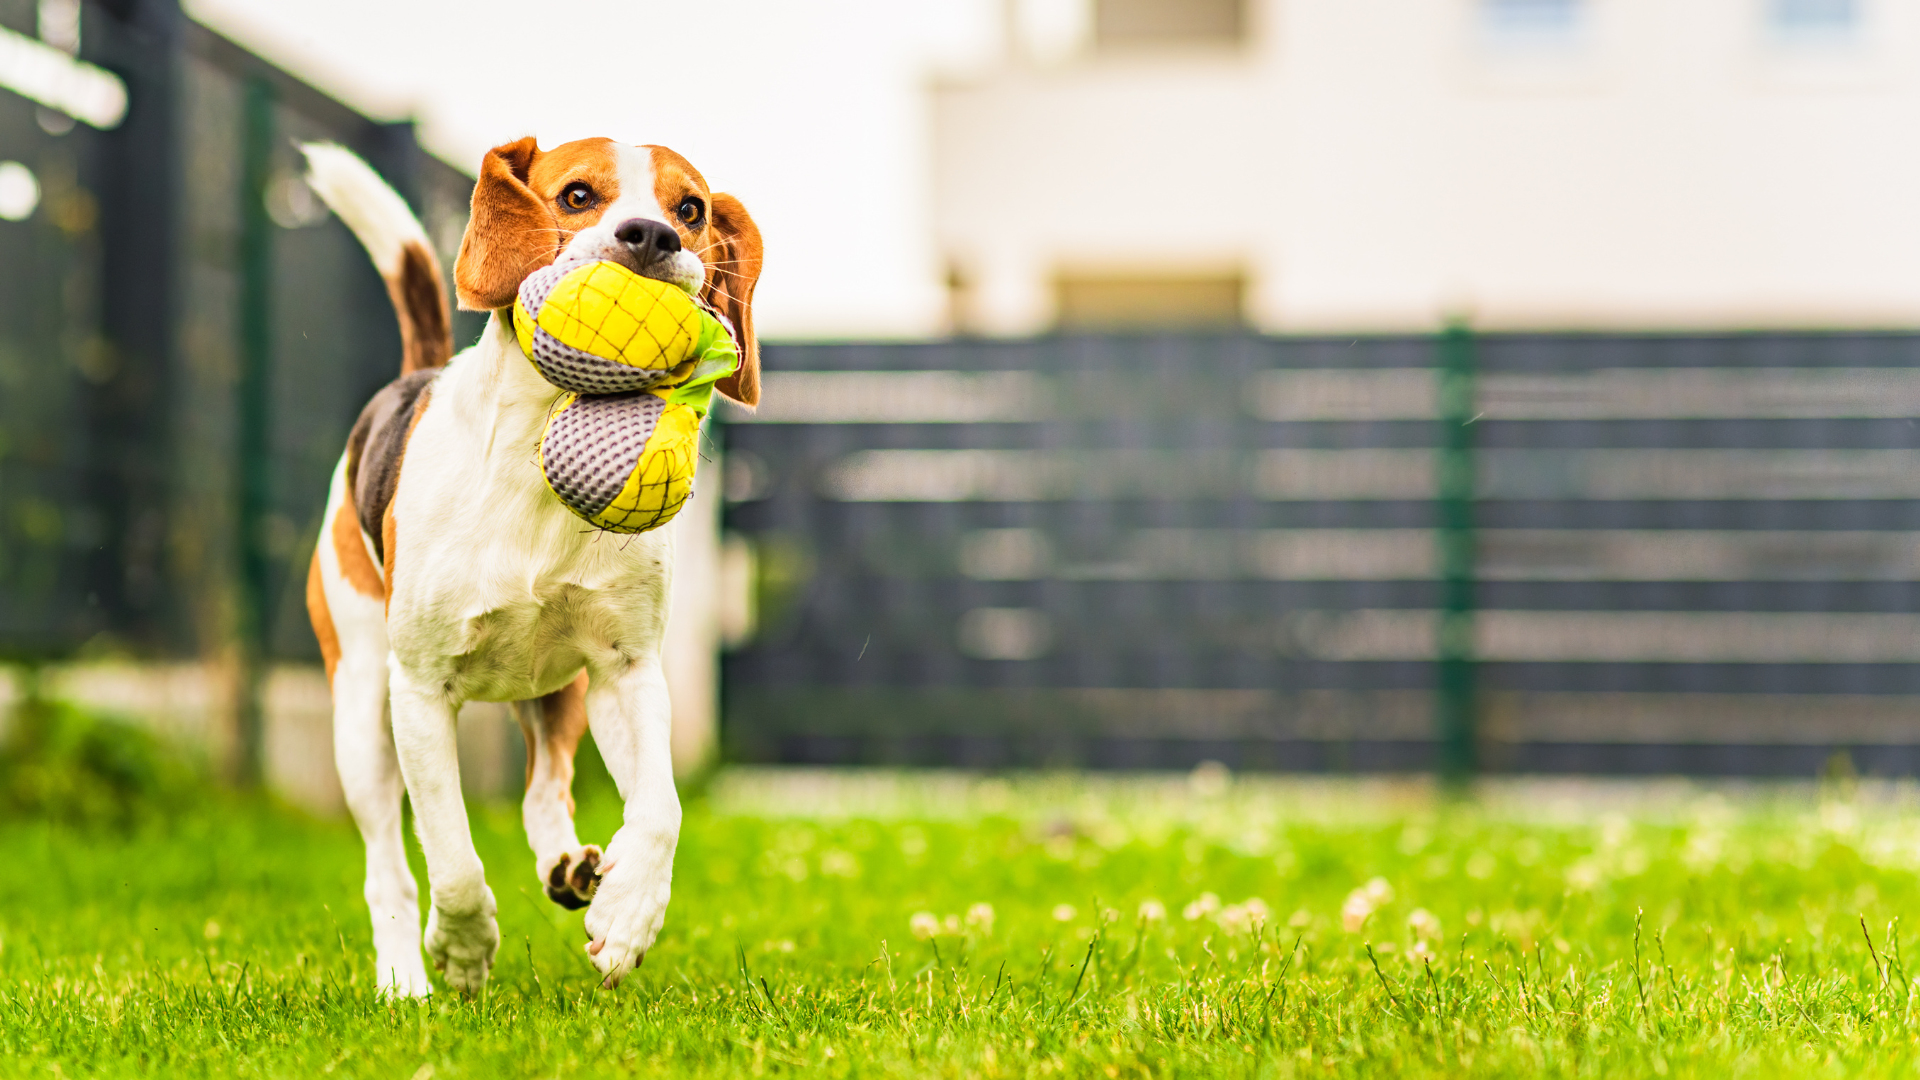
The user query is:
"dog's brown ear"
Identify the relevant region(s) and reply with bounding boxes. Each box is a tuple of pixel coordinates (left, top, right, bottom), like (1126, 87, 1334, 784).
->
(455, 136, 556, 311)
(702, 192, 764, 407)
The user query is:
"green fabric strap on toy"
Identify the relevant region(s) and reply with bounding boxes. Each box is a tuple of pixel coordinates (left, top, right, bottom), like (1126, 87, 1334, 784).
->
(512, 257, 739, 534)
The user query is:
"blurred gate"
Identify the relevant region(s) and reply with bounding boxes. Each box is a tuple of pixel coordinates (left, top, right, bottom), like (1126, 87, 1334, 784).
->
(720, 332, 1920, 775)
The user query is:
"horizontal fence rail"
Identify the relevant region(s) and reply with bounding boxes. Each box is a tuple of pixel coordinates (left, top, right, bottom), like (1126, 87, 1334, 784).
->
(718, 332, 1920, 775)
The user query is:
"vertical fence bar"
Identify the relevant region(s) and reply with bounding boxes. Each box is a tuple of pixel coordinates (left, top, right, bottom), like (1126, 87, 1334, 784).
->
(1435, 321, 1478, 780)
(232, 76, 275, 787)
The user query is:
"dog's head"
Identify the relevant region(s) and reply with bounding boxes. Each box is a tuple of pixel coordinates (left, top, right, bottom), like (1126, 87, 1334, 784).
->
(454, 136, 764, 405)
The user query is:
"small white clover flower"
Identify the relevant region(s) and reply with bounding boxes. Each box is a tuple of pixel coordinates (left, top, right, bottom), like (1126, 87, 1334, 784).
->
(1218, 905, 1253, 935)
(942, 914, 962, 936)
(1182, 892, 1221, 921)
(1137, 899, 1167, 923)
(1242, 897, 1271, 925)
(910, 911, 940, 940)
(965, 903, 996, 934)
(1364, 877, 1394, 905)
(1409, 938, 1437, 963)
(1407, 908, 1442, 941)
(1341, 890, 1374, 933)
(1052, 904, 1078, 922)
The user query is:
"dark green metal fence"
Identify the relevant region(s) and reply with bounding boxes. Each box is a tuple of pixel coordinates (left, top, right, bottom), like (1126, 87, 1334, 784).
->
(0, 0, 478, 781)
(0, 0, 478, 671)
(721, 331, 1920, 775)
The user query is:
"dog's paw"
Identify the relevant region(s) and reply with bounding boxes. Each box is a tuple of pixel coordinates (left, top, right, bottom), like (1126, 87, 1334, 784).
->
(581, 830, 675, 989)
(539, 845, 603, 910)
(372, 958, 434, 999)
(368, 913, 430, 998)
(424, 890, 499, 995)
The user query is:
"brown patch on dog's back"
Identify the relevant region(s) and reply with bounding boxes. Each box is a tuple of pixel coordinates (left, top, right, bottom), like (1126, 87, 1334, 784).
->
(307, 549, 342, 685)
(379, 380, 436, 611)
(348, 369, 437, 562)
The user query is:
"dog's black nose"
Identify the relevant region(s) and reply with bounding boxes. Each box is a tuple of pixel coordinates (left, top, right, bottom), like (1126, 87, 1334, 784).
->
(614, 218, 681, 256)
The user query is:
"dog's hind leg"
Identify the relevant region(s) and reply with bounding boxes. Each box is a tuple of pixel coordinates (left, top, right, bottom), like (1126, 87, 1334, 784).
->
(310, 486, 431, 997)
(331, 621, 431, 997)
(511, 672, 602, 909)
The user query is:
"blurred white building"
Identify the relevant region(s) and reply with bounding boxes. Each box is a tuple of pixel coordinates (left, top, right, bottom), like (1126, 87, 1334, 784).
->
(934, 0, 1920, 334)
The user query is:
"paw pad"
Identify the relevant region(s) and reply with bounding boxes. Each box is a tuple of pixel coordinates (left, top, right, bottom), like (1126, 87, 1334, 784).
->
(544, 846, 603, 910)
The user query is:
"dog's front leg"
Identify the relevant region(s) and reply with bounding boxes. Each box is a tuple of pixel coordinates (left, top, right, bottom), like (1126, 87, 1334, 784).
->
(580, 657, 680, 989)
(389, 667, 500, 994)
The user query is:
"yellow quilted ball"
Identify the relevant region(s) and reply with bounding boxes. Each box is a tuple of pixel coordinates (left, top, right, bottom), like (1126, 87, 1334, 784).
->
(514, 260, 714, 394)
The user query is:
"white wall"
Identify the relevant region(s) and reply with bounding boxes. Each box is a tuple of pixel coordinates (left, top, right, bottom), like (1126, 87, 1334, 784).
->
(185, 0, 1003, 340)
(935, 0, 1920, 333)
(662, 452, 723, 779)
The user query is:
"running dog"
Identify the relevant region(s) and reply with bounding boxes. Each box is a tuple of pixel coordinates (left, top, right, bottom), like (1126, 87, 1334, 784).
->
(301, 137, 761, 996)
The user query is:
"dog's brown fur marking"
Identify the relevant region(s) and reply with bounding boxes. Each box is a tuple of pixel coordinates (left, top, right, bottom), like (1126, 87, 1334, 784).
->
(455, 137, 632, 311)
(395, 239, 453, 373)
(646, 145, 763, 407)
(379, 382, 434, 612)
(331, 496, 385, 599)
(348, 370, 437, 561)
(702, 191, 763, 407)
(524, 672, 590, 804)
(307, 549, 342, 684)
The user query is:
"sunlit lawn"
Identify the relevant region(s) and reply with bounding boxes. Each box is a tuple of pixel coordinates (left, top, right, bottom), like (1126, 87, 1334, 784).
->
(8, 764, 1920, 1077)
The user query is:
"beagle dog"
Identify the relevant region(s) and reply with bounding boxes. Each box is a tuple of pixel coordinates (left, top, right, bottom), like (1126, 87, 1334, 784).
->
(301, 137, 762, 996)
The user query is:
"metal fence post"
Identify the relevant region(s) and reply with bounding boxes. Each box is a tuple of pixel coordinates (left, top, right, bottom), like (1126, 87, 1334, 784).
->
(1435, 321, 1478, 780)
(231, 76, 275, 787)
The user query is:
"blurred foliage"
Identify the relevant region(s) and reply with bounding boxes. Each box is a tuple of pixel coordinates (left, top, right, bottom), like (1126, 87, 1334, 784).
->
(0, 665, 200, 828)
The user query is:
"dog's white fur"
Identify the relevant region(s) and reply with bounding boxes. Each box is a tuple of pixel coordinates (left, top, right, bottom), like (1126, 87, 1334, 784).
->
(301, 143, 432, 278)
(309, 144, 700, 995)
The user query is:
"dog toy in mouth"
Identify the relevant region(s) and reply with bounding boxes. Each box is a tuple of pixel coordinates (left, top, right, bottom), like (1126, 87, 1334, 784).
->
(514, 258, 739, 534)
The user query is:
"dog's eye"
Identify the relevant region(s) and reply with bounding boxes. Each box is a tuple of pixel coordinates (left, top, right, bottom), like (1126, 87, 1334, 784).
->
(560, 183, 595, 212)
(676, 197, 704, 226)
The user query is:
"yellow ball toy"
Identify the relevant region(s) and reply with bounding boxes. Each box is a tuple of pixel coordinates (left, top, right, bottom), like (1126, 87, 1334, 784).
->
(513, 258, 739, 534)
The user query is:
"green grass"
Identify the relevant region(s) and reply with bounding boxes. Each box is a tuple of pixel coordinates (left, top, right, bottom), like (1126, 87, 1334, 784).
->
(8, 767, 1920, 1078)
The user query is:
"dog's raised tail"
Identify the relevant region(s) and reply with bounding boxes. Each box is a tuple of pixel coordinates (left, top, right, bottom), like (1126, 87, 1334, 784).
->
(300, 142, 452, 374)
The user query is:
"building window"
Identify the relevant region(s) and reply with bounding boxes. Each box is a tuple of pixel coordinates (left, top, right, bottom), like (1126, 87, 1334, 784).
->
(1055, 271, 1245, 331)
(1093, 0, 1246, 49)
(1478, 0, 1584, 46)
(1768, 0, 1859, 41)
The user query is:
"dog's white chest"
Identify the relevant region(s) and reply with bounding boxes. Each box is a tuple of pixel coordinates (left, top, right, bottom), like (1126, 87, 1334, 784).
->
(406, 532, 672, 702)
(383, 357, 677, 702)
